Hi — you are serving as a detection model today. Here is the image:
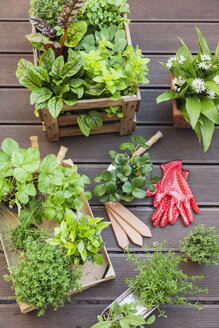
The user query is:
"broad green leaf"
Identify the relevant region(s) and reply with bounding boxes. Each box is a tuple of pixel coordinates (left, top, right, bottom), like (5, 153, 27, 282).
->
(122, 181, 133, 193)
(123, 164, 132, 176)
(201, 97, 219, 124)
(68, 48, 77, 61)
(16, 58, 33, 79)
(86, 111, 103, 130)
(91, 322, 111, 328)
(31, 66, 50, 82)
(44, 207, 56, 220)
(176, 38, 193, 61)
(120, 142, 135, 150)
(146, 315, 156, 325)
(156, 90, 180, 104)
(54, 85, 69, 96)
(120, 321, 129, 328)
(77, 114, 91, 136)
(39, 48, 55, 71)
(200, 115, 215, 152)
(19, 70, 42, 91)
(123, 195, 134, 202)
(205, 81, 219, 96)
(14, 167, 28, 183)
(69, 78, 85, 88)
(11, 151, 23, 167)
(84, 190, 92, 200)
(196, 26, 211, 56)
(53, 191, 65, 204)
(25, 33, 54, 51)
(109, 150, 118, 159)
(101, 170, 111, 182)
(132, 188, 147, 199)
(124, 314, 146, 325)
(48, 97, 63, 118)
(94, 254, 104, 265)
(61, 60, 81, 78)
(16, 191, 29, 204)
(64, 21, 87, 48)
(85, 84, 105, 96)
(94, 184, 107, 197)
(40, 154, 57, 173)
(52, 56, 64, 77)
(131, 136, 146, 144)
(30, 88, 52, 105)
(147, 183, 156, 192)
(1, 138, 19, 157)
(23, 183, 37, 196)
(185, 96, 201, 129)
(106, 182, 117, 194)
(131, 176, 146, 188)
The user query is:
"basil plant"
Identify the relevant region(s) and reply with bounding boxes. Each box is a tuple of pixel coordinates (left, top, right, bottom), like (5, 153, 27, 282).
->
(157, 27, 219, 152)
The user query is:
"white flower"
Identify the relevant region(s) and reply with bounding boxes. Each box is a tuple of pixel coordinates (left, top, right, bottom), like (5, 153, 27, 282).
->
(197, 61, 211, 70)
(178, 55, 186, 64)
(213, 75, 219, 84)
(173, 76, 186, 87)
(206, 89, 216, 99)
(201, 53, 211, 61)
(174, 86, 181, 93)
(191, 78, 206, 94)
(166, 56, 176, 69)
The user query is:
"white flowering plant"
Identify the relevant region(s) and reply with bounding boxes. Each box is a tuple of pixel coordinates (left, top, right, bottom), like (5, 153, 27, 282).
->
(156, 27, 219, 152)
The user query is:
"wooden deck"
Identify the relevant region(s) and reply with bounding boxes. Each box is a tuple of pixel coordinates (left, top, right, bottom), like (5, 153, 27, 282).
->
(0, 0, 219, 327)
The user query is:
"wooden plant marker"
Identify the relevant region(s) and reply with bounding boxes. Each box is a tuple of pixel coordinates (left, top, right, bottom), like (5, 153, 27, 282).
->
(105, 131, 163, 249)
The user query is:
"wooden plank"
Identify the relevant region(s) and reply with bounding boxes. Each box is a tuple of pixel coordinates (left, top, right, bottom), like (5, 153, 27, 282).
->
(0, 23, 218, 54)
(0, 88, 172, 124)
(1, 0, 219, 22)
(0, 125, 218, 164)
(0, 302, 218, 328)
(1, 252, 218, 301)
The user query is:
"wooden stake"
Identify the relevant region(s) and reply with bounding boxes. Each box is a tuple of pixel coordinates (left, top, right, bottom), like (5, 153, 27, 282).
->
(134, 131, 163, 156)
(57, 146, 68, 165)
(30, 135, 40, 161)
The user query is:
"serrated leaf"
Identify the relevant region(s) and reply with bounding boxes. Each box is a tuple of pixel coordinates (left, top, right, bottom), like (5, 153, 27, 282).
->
(14, 167, 29, 183)
(11, 151, 23, 167)
(30, 88, 52, 105)
(16, 191, 29, 204)
(23, 183, 37, 196)
(40, 154, 57, 173)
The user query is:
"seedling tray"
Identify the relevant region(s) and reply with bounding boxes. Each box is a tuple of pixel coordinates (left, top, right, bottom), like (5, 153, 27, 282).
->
(0, 159, 115, 314)
(32, 23, 140, 141)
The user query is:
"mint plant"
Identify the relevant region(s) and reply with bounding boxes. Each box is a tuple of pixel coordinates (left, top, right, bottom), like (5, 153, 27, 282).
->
(94, 136, 159, 203)
(47, 209, 110, 265)
(91, 301, 156, 328)
(156, 27, 219, 152)
(179, 224, 219, 265)
(4, 230, 82, 316)
(125, 242, 208, 317)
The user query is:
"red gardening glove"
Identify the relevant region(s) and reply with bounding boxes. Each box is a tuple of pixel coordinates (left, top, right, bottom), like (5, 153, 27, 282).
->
(146, 161, 199, 227)
(147, 170, 189, 227)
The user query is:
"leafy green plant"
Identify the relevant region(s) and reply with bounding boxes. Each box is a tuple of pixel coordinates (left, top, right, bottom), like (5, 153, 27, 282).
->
(125, 241, 208, 316)
(156, 27, 219, 152)
(38, 154, 91, 222)
(79, 0, 130, 31)
(91, 301, 156, 328)
(16, 48, 84, 118)
(179, 224, 219, 265)
(77, 110, 103, 136)
(0, 138, 40, 208)
(0, 138, 91, 223)
(30, 0, 66, 27)
(104, 106, 123, 118)
(4, 231, 82, 316)
(79, 26, 150, 100)
(47, 208, 110, 265)
(94, 136, 159, 203)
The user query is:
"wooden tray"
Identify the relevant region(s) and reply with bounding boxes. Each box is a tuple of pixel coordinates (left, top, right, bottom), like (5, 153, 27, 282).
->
(32, 22, 140, 141)
(0, 159, 115, 314)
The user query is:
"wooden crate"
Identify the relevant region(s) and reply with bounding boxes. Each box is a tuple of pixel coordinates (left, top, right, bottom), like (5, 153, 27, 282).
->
(0, 158, 115, 314)
(32, 23, 140, 141)
(170, 74, 191, 128)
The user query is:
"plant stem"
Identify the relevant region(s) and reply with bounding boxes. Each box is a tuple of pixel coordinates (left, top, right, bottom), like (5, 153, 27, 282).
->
(60, 24, 69, 56)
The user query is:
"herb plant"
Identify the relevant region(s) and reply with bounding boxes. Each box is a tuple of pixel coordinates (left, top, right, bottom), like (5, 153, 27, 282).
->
(47, 209, 110, 265)
(94, 136, 159, 203)
(91, 301, 156, 328)
(156, 27, 219, 152)
(179, 224, 219, 265)
(4, 231, 82, 316)
(30, 0, 66, 27)
(79, 0, 130, 31)
(125, 242, 208, 316)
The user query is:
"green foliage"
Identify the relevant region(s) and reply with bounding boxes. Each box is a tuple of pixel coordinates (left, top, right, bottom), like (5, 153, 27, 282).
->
(77, 110, 103, 136)
(0, 138, 91, 223)
(93, 136, 159, 203)
(30, 0, 66, 27)
(179, 224, 219, 265)
(125, 242, 208, 316)
(91, 301, 156, 328)
(47, 209, 110, 265)
(38, 155, 91, 222)
(4, 231, 82, 316)
(104, 106, 123, 118)
(11, 224, 40, 251)
(156, 27, 219, 152)
(0, 138, 40, 208)
(16, 49, 83, 118)
(56, 21, 88, 48)
(79, 0, 130, 31)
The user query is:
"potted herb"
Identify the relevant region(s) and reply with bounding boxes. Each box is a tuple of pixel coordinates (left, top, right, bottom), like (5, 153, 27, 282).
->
(16, 0, 149, 141)
(91, 300, 156, 328)
(179, 224, 219, 265)
(47, 208, 111, 265)
(93, 136, 160, 204)
(4, 229, 82, 316)
(156, 27, 219, 152)
(125, 242, 208, 317)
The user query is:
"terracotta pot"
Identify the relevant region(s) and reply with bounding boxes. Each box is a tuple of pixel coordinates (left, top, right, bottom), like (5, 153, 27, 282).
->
(170, 74, 191, 128)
